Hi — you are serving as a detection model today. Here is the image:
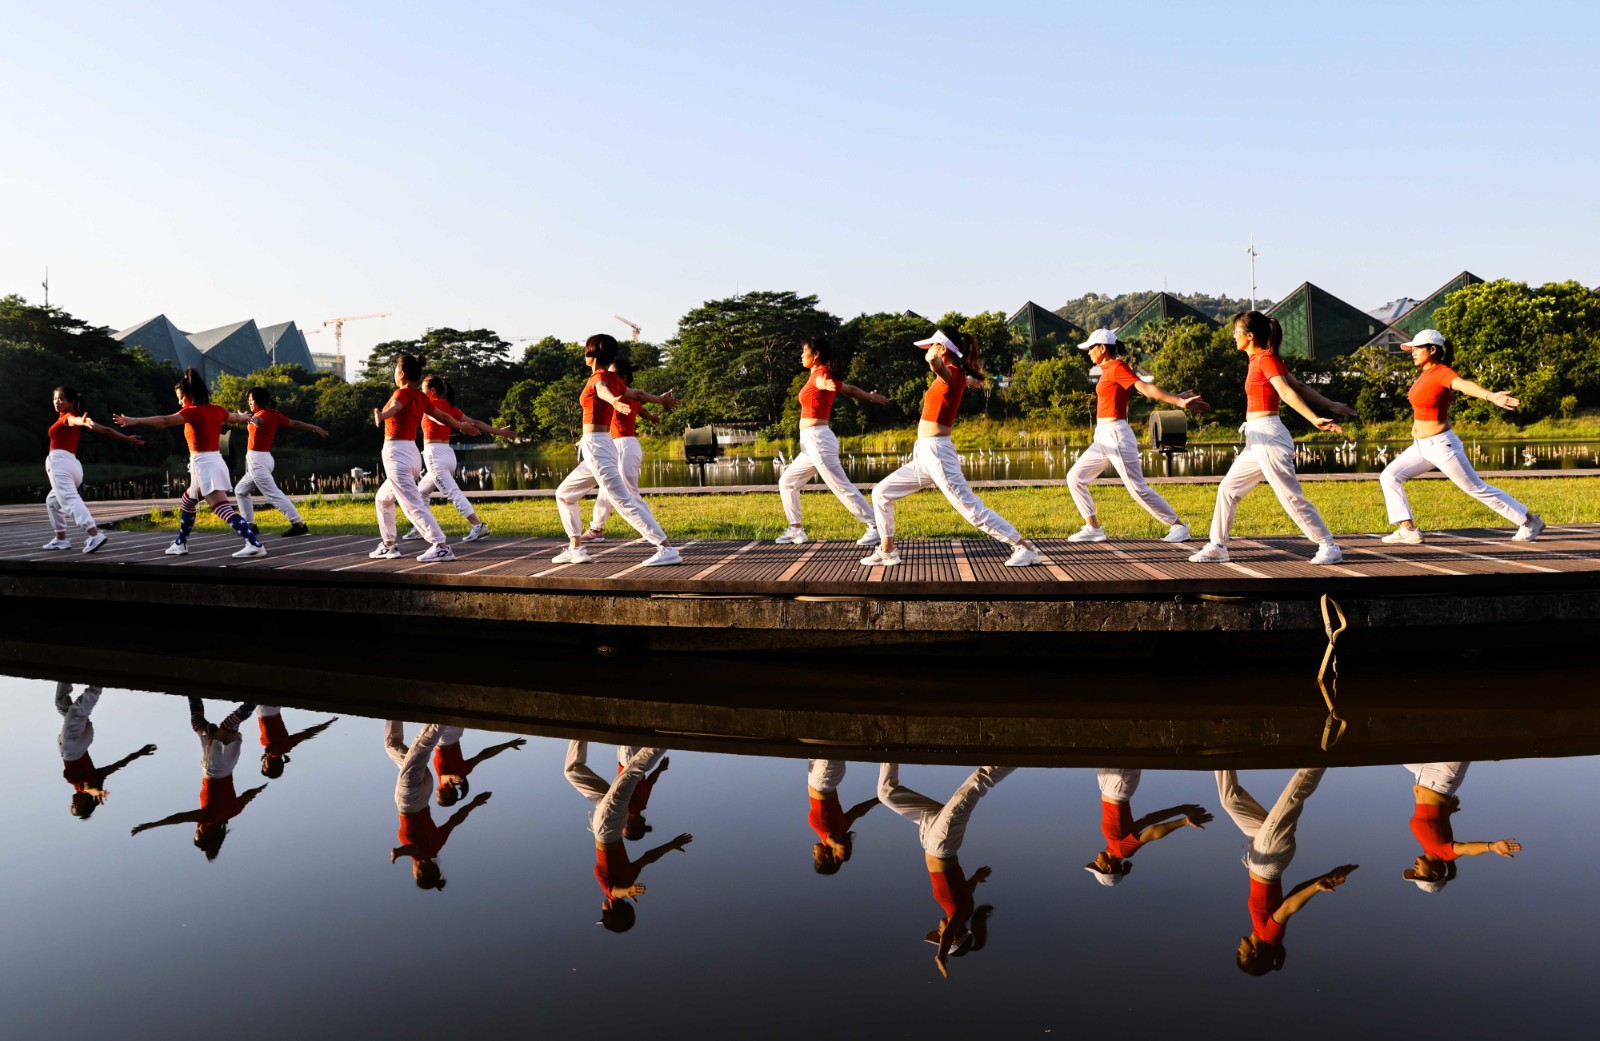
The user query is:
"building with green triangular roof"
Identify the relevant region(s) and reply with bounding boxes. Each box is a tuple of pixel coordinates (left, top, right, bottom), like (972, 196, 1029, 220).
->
(1113, 292, 1220, 343)
(1006, 301, 1085, 358)
(1267, 283, 1389, 359)
(1392, 272, 1484, 339)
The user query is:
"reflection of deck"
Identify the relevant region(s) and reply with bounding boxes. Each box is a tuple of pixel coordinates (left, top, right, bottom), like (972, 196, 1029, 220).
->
(2, 511, 1599, 656)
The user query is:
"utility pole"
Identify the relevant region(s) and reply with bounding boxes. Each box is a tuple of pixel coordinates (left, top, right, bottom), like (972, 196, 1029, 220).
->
(41, 268, 49, 307)
(1246, 235, 1259, 311)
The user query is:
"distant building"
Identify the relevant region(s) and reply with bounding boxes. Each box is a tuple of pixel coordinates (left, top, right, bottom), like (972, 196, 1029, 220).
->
(1368, 297, 1420, 324)
(1267, 283, 1391, 360)
(1391, 271, 1485, 340)
(113, 314, 202, 371)
(114, 315, 330, 384)
(259, 321, 316, 370)
(310, 352, 344, 379)
(186, 320, 270, 384)
(1006, 301, 1085, 358)
(1113, 292, 1220, 343)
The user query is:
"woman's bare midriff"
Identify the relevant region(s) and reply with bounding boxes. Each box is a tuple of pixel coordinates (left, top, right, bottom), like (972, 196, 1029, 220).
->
(799, 418, 827, 430)
(581, 425, 610, 436)
(917, 420, 952, 438)
(1412, 420, 1449, 439)
(1245, 410, 1277, 421)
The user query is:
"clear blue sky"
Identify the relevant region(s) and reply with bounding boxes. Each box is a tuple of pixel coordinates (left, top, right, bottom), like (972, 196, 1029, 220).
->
(3, 1, 1595, 370)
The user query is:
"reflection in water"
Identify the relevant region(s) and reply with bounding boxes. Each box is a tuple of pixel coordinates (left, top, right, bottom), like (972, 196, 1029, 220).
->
(1086, 767, 1212, 885)
(433, 728, 526, 807)
(131, 697, 265, 859)
(1405, 762, 1522, 892)
(258, 705, 337, 778)
(807, 760, 880, 875)
(566, 743, 693, 931)
(56, 681, 157, 819)
(387, 721, 494, 890)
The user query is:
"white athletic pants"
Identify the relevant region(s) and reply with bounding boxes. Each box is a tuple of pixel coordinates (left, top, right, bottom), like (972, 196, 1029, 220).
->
(1216, 768, 1325, 880)
(877, 763, 1013, 859)
(590, 436, 645, 531)
(564, 741, 666, 843)
(556, 434, 666, 544)
(1379, 431, 1528, 526)
(376, 440, 446, 546)
(1067, 421, 1179, 525)
(808, 759, 847, 794)
(387, 721, 444, 814)
(419, 443, 476, 521)
(1208, 417, 1333, 547)
(234, 450, 303, 525)
(56, 682, 100, 761)
(1404, 762, 1471, 797)
(778, 426, 875, 528)
(1097, 767, 1141, 803)
(45, 450, 96, 533)
(871, 437, 1021, 544)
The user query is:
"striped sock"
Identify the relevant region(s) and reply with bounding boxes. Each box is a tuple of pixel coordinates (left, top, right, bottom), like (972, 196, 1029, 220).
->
(178, 495, 198, 543)
(214, 503, 261, 546)
(222, 704, 257, 730)
(188, 695, 207, 734)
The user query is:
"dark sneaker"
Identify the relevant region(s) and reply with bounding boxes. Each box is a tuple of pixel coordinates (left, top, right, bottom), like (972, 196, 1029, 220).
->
(283, 523, 311, 538)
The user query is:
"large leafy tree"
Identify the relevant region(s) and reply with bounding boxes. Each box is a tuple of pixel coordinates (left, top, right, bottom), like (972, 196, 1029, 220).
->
(1141, 320, 1246, 423)
(670, 291, 839, 428)
(1434, 279, 1600, 420)
(361, 326, 515, 423)
(831, 311, 937, 435)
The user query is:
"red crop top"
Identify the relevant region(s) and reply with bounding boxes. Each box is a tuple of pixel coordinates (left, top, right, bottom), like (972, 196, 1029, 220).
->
(921, 367, 967, 426)
(1096, 359, 1141, 420)
(422, 396, 462, 443)
(1407, 365, 1459, 423)
(247, 409, 287, 453)
(48, 413, 83, 454)
(383, 387, 429, 440)
(1248, 877, 1287, 943)
(799, 365, 837, 421)
(611, 395, 639, 438)
(930, 865, 973, 924)
(809, 792, 850, 841)
(180, 404, 228, 454)
(582, 370, 626, 430)
(1409, 804, 1460, 861)
(1245, 352, 1288, 414)
(1101, 798, 1145, 859)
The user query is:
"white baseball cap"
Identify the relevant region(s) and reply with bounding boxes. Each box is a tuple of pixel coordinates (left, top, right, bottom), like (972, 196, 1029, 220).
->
(1401, 329, 1446, 349)
(1079, 328, 1119, 350)
(912, 329, 963, 357)
(1084, 862, 1129, 886)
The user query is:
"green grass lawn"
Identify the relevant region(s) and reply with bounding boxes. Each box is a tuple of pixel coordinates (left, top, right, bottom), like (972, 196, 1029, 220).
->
(121, 476, 1600, 542)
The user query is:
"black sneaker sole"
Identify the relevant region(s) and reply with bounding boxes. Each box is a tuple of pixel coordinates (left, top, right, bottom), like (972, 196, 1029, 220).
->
(282, 527, 310, 538)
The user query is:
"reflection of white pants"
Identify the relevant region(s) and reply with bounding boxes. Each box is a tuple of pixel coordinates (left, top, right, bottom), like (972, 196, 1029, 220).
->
(376, 440, 446, 545)
(591, 436, 644, 531)
(45, 450, 96, 532)
(1067, 422, 1178, 525)
(871, 437, 1021, 544)
(56, 682, 100, 760)
(1097, 767, 1141, 803)
(808, 759, 847, 793)
(235, 451, 303, 525)
(1208, 417, 1332, 546)
(200, 729, 247, 780)
(779, 426, 874, 527)
(556, 434, 666, 543)
(1380, 431, 1527, 526)
(387, 721, 443, 814)
(877, 763, 1013, 859)
(564, 741, 665, 842)
(419, 443, 475, 521)
(1216, 768, 1325, 880)
(1404, 762, 1470, 797)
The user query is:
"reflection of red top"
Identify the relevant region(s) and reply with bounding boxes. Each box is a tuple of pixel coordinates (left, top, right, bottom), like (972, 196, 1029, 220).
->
(1248, 877, 1286, 943)
(198, 776, 245, 825)
(1410, 803, 1460, 860)
(1100, 799, 1145, 858)
(920, 367, 966, 426)
(1408, 365, 1459, 423)
(808, 792, 849, 841)
(48, 413, 83, 453)
(258, 714, 320, 759)
(617, 761, 657, 817)
(63, 754, 97, 789)
(1245, 352, 1288, 414)
(434, 741, 469, 778)
(582, 370, 626, 429)
(930, 865, 973, 925)
(399, 810, 445, 858)
(799, 365, 837, 421)
(383, 387, 429, 440)
(180, 404, 228, 454)
(596, 845, 641, 895)
(247, 409, 288, 452)
(1095, 359, 1140, 420)
(422, 396, 462, 443)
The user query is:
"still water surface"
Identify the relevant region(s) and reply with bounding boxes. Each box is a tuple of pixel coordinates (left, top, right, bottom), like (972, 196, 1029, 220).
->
(2, 670, 1591, 1038)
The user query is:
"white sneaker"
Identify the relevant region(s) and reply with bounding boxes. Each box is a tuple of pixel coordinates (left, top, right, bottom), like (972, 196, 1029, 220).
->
(231, 543, 268, 559)
(641, 545, 683, 567)
(860, 548, 901, 567)
(775, 526, 808, 545)
(164, 540, 189, 556)
(855, 527, 881, 547)
(417, 544, 456, 563)
(399, 526, 424, 542)
(1310, 542, 1343, 565)
(1381, 527, 1423, 545)
(1513, 514, 1545, 542)
(1068, 524, 1107, 543)
(1188, 543, 1229, 563)
(463, 522, 489, 542)
(1162, 523, 1192, 543)
(551, 546, 593, 565)
(368, 542, 402, 559)
(83, 533, 109, 554)
(42, 537, 71, 550)
(1004, 544, 1041, 567)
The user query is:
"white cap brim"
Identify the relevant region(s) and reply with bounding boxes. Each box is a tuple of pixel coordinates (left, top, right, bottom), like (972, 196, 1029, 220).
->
(1085, 865, 1125, 886)
(912, 331, 962, 358)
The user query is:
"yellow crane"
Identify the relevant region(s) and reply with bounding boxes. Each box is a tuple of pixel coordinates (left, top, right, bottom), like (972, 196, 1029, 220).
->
(323, 312, 392, 377)
(614, 315, 641, 342)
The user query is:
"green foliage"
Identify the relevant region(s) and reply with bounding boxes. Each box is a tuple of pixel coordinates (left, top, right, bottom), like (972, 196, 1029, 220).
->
(362, 327, 515, 422)
(1434, 279, 1600, 417)
(1008, 357, 1093, 421)
(1142, 320, 1247, 423)
(832, 312, 937, 434)
(670, 291, 839, 426)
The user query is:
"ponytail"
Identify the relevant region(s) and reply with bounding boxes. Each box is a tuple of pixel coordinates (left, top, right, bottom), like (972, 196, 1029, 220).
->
(397, 354, 425, 384)
(176, 367, 210, 405)
(1232, 311, 1280, 353)
(957, 331, 984, 378)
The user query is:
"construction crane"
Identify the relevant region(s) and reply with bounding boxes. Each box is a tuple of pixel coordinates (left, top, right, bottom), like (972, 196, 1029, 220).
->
(614, 315, 641, 342)
(322, 312, 392, 378)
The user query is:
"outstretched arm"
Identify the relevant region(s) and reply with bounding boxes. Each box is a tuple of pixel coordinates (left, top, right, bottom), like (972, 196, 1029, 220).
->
(1452, 839, 1522, 858)
(1270, 375, 1344, 433)
(458, 413, 517, 439)
(98, 743, 158, 780)
(287, 417, 331, 438)
(131, 807, 204, 834)
(1274, 864, 1358, 923)
(71, 415, 146, 446)
(1136, 810, 1212, 844)
(424, 403, 476, 434)
(631, 832, 693, 871)
(846, 796, 881, 825)
(114, 411, 186, 429)
(1282, 373, 1357, 418)
(464, 737, 527, 770)
(1135, 381, 1210, 412)
(624, 386, 681, 410)
(436, 791, 493, 843)
(839, 380, 889, 405)
(1451, 378, 1519, 411)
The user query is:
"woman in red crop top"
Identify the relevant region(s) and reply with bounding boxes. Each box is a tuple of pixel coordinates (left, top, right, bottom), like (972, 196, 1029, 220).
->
(1064, 329, 1209, 545)
(1083, 768, 1211, 887)
(1379, 330, 1544, 545)
(232, 385, 328, 539)
(369, 354, 478, 563)
(115, 368, 267, 559)
(773, 336, 889, 548)
(553, 334, 683, 567)
(581, 359, 664, 544)
(403, 375, 517, 546)
(807, 760, 880, 875)
(863, 329, 1042, 568)
(1189, 313, 1354, 567)
(41, 385, 144, 554)
(386, 721, 494, 890)
(1400, 762, 1521, 893)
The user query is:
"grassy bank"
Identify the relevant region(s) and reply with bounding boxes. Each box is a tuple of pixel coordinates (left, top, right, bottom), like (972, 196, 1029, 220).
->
(122, 476, 1600, 543)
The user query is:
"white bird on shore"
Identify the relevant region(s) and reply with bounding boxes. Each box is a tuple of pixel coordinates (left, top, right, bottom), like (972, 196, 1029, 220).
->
(350, 467, 371, 479)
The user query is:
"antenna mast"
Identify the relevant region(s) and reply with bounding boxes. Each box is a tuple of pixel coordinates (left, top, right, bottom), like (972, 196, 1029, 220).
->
(1246, 235, 1259, 311)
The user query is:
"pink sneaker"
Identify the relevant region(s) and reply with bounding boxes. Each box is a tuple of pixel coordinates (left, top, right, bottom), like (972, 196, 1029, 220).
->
(578, 529, 607, 544)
